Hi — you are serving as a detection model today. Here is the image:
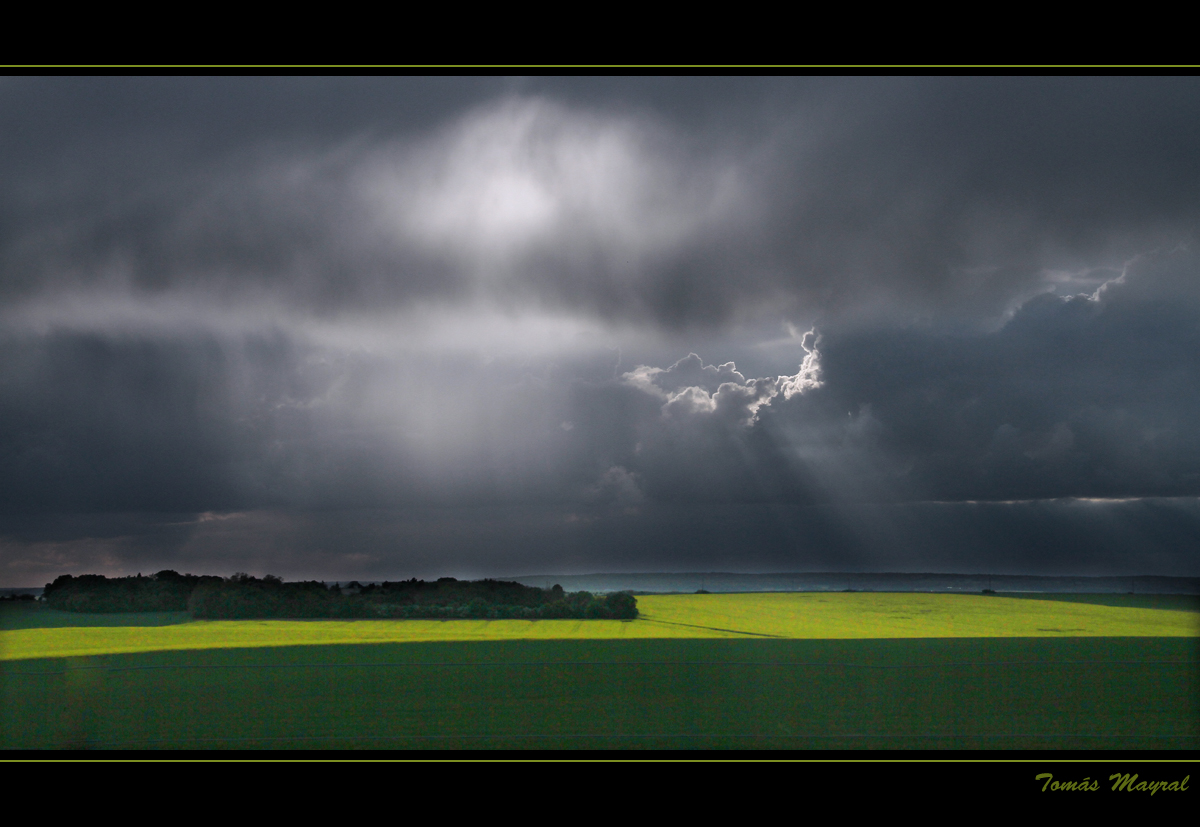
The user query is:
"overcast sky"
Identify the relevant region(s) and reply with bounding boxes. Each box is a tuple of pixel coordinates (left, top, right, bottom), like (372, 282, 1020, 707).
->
(3, 75, 1200, 584)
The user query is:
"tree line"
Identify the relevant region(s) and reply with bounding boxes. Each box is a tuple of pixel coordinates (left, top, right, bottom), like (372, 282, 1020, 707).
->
(40, 572, 638, 620)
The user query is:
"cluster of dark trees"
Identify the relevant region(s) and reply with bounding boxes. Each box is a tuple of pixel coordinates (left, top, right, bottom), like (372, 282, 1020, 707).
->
(41, 572, 638, 620)
(41, 571, 222, 612)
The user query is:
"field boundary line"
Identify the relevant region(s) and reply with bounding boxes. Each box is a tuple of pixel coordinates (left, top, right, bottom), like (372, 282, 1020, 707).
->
(4, 659, 1197, 676)
(27, 732, 1200, 748)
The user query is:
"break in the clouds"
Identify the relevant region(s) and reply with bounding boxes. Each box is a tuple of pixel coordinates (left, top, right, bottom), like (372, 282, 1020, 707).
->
(2, 76, 1200, 583)
(622, 342, 821, 426)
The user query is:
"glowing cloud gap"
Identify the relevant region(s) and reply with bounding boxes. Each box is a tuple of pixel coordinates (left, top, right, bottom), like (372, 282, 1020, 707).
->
(622, 329, 823, 426)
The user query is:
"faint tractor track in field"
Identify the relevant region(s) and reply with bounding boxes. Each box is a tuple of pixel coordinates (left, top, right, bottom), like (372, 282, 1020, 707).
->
(637, 616, 787, 638)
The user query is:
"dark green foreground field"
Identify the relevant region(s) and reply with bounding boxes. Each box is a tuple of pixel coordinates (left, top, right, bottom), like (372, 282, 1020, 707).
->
(3, 640, 1197, 750)
(2, 593, 1197, 750)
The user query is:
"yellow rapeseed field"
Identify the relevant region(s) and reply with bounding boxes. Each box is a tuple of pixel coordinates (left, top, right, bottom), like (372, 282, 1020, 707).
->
(2, 592, 1196, 661)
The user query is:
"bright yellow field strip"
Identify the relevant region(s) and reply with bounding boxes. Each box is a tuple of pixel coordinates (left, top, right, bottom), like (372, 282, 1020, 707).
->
(637, 593, 1200, 639)
(0, 616, 721, 661)
(1, 593, 1196, 661)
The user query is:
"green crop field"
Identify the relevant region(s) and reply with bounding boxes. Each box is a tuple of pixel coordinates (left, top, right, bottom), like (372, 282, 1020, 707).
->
(2, 593, 1197, 750)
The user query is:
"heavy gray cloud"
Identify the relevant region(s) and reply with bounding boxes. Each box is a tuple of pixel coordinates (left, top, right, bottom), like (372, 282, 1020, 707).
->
(3, 76, 1200, 582)
(6, 76, 1199, 329)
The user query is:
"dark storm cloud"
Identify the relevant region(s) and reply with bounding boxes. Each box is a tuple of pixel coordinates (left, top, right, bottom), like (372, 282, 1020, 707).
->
(1, 80, 748, 321)
(5, 248, 1195, 518)
(801, 248, 1200, 501)
(0, 326, 653, 514)
(6, 76, 1200, 329)
(590, 249, 1200, 506)
(4, 76, 1200, 581)
(7, 497, 1200, 585)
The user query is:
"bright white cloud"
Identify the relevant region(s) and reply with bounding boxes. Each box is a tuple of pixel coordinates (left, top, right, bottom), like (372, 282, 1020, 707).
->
(623, 336, 824, 427)
(363, 97, 743, 274)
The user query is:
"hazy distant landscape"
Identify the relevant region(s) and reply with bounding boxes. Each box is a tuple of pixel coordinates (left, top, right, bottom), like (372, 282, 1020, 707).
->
(512, 571, 1200, 595)
(8, 571, 1199, 600)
